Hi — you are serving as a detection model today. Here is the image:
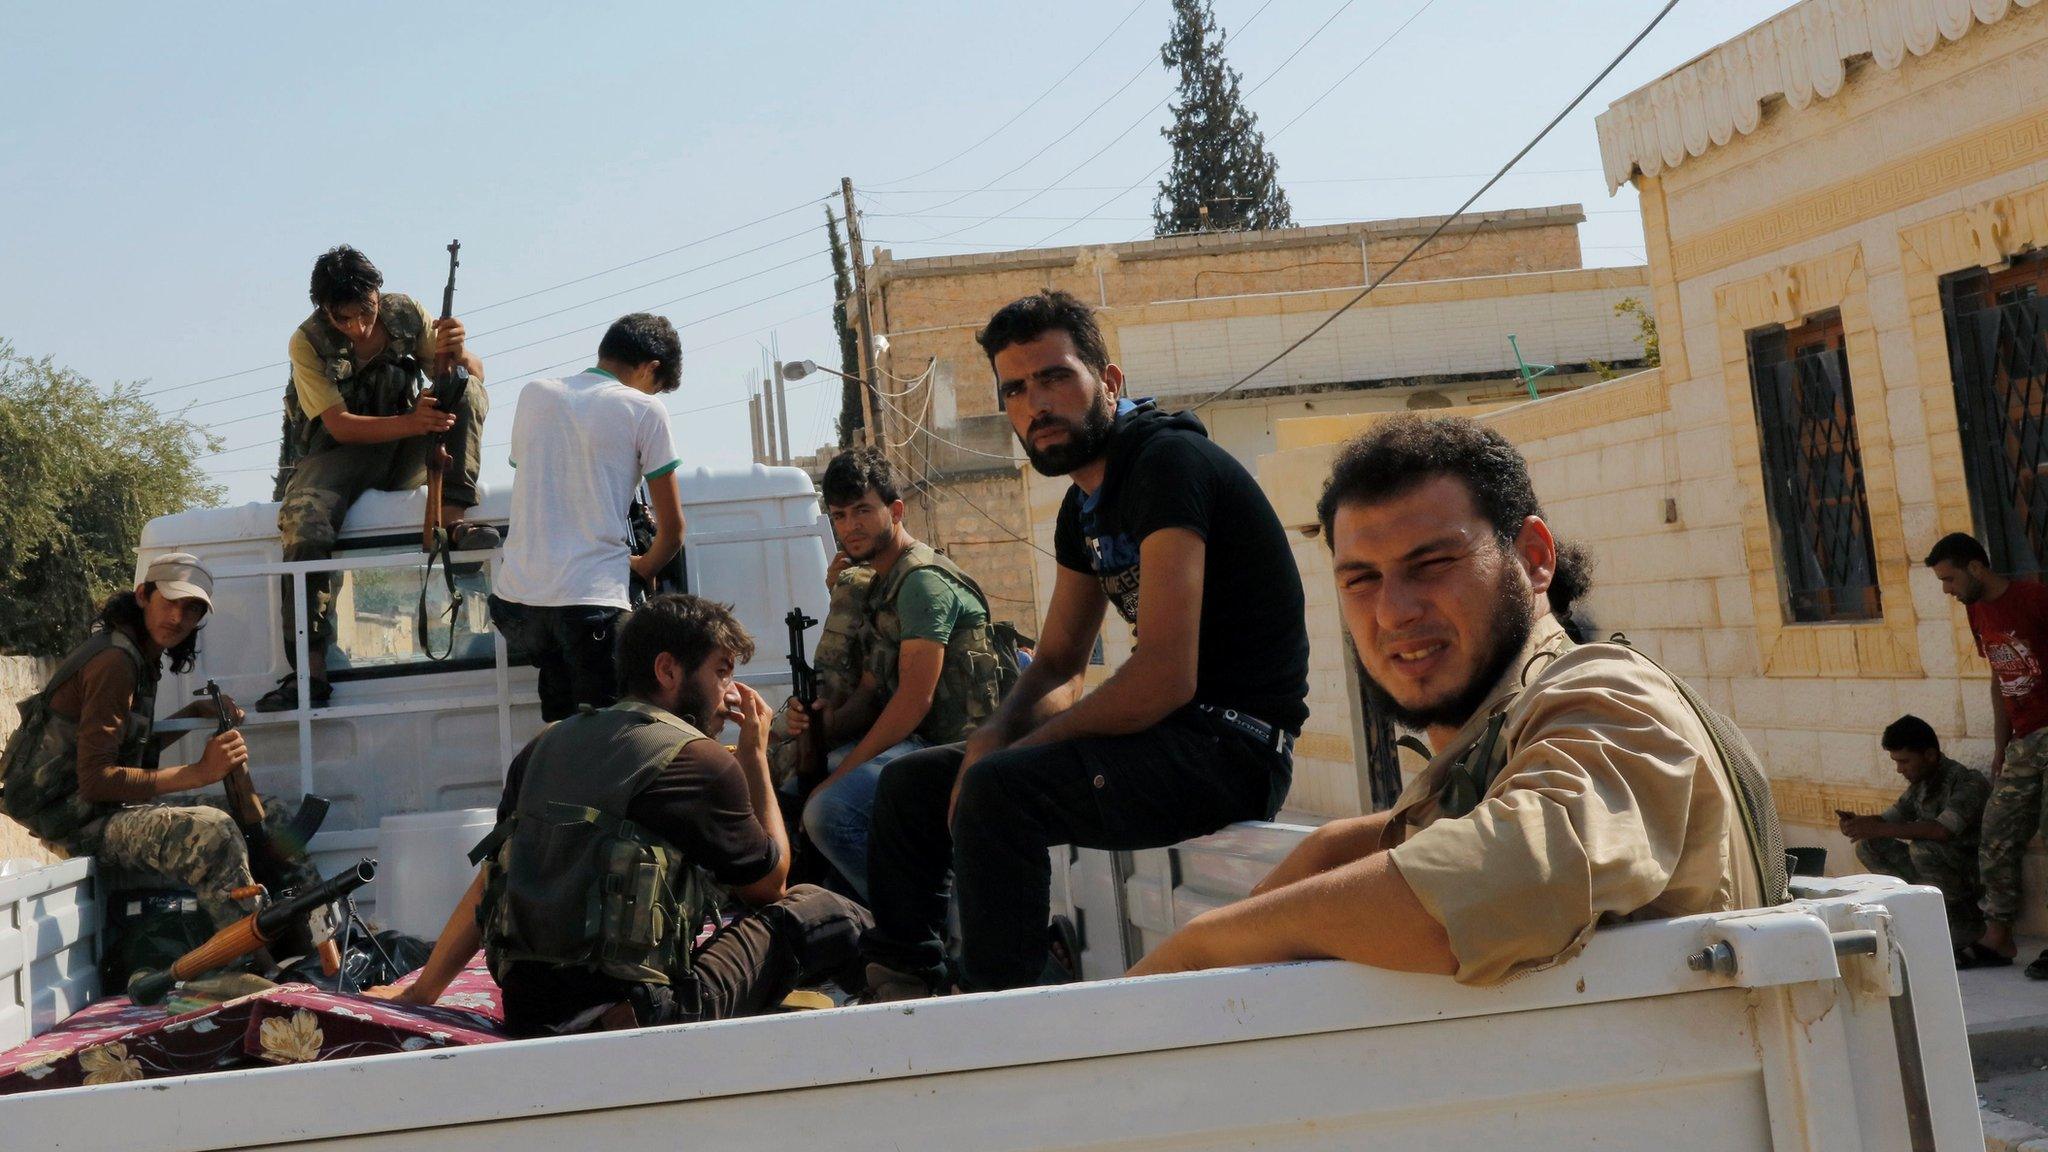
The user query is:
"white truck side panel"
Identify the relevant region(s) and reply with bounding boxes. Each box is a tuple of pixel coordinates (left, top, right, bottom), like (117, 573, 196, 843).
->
(0, 857, 101, 1052)
(2, 878, 1982, 1152)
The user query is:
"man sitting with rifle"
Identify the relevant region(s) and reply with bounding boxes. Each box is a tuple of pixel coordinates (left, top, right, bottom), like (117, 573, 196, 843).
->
(0, 555, 328, 949)
(259, 244, 493, 712)
(781, 447, 1010, 902)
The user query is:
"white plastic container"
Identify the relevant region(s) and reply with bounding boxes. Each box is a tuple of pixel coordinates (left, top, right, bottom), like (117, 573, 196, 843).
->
(374, 809, 496, 940)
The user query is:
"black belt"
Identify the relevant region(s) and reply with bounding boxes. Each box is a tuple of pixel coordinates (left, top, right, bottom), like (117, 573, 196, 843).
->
(1196, 705, 1295, 757)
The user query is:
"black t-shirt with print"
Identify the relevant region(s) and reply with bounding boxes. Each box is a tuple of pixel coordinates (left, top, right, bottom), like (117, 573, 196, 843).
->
(1053, 404, 1310, 732)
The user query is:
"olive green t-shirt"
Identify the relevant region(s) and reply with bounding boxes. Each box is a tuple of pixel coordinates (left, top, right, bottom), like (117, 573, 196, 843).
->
(896, 568, 987, 646)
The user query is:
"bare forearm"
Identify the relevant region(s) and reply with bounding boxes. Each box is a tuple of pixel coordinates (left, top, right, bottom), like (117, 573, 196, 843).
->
(832, 692, 929, 779)
(323, 410, 420, 446)
(739, 749, 791, 879)
(1011, 653, 1189, 750)
(404, 872, 486, 1003)
(1251, 813, 1393, 897)
(1151, 852, 1455, 975)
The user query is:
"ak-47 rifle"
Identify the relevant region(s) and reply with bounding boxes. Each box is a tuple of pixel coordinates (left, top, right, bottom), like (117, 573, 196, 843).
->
(198, 680, 330, 889)
(128, 859, 377, 1006)
(784, 608, 829, 788)
(422, 239, 470, 555)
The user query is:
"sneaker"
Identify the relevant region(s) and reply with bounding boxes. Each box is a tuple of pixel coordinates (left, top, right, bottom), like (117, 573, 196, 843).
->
(862, 963, 933, 1004)
(2025, 950, 2048, 981)
(255, 674, 332, 713)
(448, 522, 502, 551)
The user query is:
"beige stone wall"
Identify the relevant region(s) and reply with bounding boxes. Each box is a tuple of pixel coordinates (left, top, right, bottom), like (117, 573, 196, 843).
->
(1, 655, 58, 865)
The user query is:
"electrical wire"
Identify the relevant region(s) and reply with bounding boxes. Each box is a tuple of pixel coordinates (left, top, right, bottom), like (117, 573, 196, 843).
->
(872, 0, 1153, 188)
(139, 192, 837, 402)
(1194, 0, 1684, 410)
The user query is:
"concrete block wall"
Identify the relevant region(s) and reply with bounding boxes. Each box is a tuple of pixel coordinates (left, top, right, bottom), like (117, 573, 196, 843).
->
(1, 655, 57, 865)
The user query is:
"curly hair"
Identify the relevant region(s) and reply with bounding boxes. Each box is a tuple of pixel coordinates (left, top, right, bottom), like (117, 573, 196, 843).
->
(617, 594, 755, 697)
(308, 246, 383, 311)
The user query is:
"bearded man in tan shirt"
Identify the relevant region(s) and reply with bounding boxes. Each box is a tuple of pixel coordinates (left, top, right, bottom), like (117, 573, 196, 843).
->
(1131, 416, 1770, 985)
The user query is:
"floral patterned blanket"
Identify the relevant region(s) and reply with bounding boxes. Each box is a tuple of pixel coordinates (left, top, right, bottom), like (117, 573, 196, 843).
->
(0, 952, 507, 1095)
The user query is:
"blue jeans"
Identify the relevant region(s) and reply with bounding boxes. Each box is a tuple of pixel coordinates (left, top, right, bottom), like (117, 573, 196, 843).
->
(802, 737, 927, 901)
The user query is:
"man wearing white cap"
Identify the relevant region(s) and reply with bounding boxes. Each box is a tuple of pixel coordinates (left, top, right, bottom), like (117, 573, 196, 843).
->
(0, 554, 276, 930)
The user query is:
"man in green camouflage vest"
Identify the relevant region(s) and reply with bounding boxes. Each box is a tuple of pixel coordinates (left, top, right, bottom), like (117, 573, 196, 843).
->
(370, 594, 869, 1033)
(258, 246, 495, 713)
(1840, 714, 1989, 949)
(780, 447, 1007, 901)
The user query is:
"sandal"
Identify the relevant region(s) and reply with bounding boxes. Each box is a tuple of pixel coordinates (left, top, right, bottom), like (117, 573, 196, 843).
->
(1955, 941, 2015, 969)
(447, 521, 502, 551)
(254, 674, 333, 713)
(2025, 950, 2048, 980)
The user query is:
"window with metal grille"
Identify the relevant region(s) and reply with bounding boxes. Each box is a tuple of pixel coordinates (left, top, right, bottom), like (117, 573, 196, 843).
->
(1746, 311, 1882, 622)
(1942, 252, 2048, 580)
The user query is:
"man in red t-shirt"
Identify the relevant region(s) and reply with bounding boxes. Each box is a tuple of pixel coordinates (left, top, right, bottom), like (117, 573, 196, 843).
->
(1928, 532, 2048, 977)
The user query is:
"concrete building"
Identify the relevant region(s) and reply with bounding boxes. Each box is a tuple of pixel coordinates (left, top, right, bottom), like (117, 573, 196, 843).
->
(852, 206, 1655, 686)
(1262, 0, 2048, 926)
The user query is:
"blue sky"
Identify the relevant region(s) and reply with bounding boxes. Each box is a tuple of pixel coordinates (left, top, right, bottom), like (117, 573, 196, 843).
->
(1, 0, 1789, 506)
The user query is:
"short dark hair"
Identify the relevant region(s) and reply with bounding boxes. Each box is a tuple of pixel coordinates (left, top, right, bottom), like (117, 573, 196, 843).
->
(308, 246, 383, 311)
(617, 594, 755, 698)
(597, 313, 682, 393)
(975, 290, 1112, 378)
(1923, 532, 1989, 570)
(1317, 415, 1542, 547)
(1881, 714, 1941, 754)
(820, 445, 901, 507)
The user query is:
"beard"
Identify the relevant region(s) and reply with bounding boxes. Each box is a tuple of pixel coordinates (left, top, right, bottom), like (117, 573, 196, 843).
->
(1358, 562, 1535, 733)
(674, 681, 726, 737)
(1021, 392, 1117, 477)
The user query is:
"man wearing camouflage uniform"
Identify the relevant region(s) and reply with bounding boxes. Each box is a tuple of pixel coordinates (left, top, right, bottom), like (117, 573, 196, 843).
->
(781, 447, 1008, 902)
(1927, 532, 2048, 977)
(1841, 714, 1989, 948)
(259, 245, 494, 712)
(0, 555, 296, 932)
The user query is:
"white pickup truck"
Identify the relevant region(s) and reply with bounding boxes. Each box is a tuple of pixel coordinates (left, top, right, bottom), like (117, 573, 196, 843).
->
(0, 470, 1986, 1150)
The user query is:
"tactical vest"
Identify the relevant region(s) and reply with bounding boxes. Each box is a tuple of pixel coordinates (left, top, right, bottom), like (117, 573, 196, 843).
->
(0, 629, 157, 845)
(473, 701, 715, 988)
(1428, 637, 1790, 907)
(274, 293, 430, 497)
(861, 543, 1007, 745)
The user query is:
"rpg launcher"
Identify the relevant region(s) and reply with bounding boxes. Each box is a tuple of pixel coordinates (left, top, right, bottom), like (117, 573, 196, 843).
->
(784, 608, 828, 788)
(128, 859, 377, 1006)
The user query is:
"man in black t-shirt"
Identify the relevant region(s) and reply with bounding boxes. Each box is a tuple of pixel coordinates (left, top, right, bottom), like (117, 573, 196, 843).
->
(372, 595, 871, 1032)
(861, 290, 1310, 997)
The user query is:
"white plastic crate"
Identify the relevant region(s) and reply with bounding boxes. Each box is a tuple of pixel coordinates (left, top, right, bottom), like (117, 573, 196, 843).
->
(0, 856, 102, 1049)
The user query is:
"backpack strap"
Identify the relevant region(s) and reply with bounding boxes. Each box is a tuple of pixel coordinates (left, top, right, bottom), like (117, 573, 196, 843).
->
(36, 631, 147, 705)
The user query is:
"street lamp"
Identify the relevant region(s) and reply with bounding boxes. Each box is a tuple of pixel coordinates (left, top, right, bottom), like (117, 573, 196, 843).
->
(779, 359, 859, 385)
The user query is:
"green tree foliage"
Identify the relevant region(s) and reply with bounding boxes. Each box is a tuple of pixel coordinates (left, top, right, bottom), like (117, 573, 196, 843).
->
(1616, 296, 1660, 366)
(1154, 0, 1293, 237)
(0, 341, 223, 656)
(827, 206, 864, 446)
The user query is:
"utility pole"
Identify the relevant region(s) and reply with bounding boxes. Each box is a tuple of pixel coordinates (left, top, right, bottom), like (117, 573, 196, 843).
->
(747, 392, 766, 465)
(842, 176, 881, 448)
(758, 368, 779, 465)
(771, 328, 793, 467)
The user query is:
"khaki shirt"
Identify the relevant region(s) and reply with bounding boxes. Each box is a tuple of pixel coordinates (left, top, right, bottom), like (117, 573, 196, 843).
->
(287, 296, 441, 421)
(1385, 615, 1763, 985)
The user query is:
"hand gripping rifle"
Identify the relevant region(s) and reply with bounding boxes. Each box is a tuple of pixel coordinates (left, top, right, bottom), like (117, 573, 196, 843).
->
(128, 859, 377, 1006)
(417, 240, 472, 661)
(198, 680, 330, 890)
(784, 608, 828, 787)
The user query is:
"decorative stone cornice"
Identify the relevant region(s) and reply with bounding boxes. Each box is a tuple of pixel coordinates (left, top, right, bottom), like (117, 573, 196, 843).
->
(1595, 0, 2042, 193)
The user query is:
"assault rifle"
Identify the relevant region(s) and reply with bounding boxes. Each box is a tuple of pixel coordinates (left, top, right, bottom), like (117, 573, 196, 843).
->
(421, 239, 470, 555)
(197, 680, 330, 889)
(128, 859, 377, 1005)
(784, 607, 828, 787)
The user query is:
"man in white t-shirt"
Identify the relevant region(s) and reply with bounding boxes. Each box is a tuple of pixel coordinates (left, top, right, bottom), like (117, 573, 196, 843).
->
(490, 313, 686, 720)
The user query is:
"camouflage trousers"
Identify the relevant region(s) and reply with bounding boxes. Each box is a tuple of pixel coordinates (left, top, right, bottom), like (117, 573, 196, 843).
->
(1856, 835, 1984, 943)
(1980, 726, 2048, 924)
(277, 383, 488, 658)
(71, 797, 293, 932)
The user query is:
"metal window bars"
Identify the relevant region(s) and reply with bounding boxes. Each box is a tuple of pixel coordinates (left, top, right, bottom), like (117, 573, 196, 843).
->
(1947, 285, 2048, 579)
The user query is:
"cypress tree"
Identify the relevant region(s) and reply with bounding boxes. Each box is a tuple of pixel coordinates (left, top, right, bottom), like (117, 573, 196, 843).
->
(826, 206, 863, 446)
(1153, 0, 1293, 237)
